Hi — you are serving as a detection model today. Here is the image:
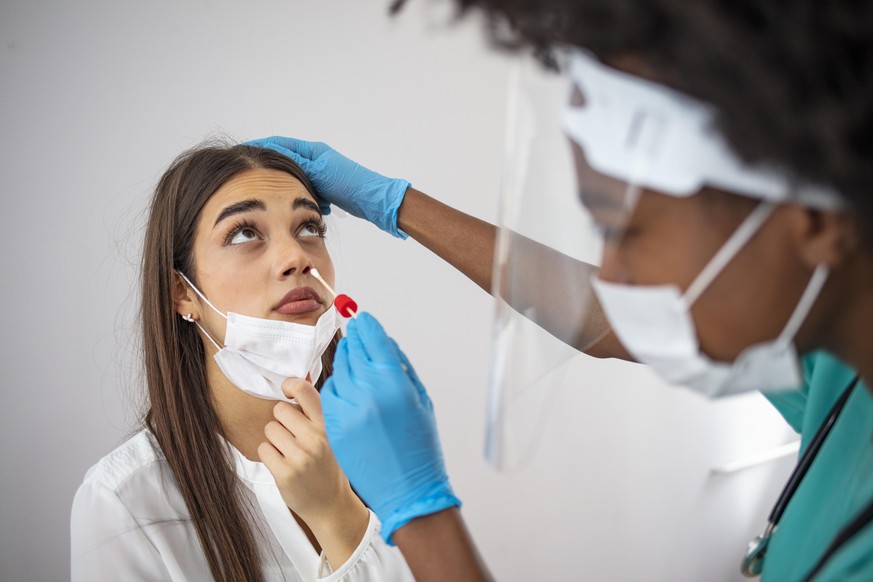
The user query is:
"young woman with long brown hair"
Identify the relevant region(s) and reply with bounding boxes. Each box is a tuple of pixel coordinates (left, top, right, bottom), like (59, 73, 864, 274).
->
(70, 143, 414, 581)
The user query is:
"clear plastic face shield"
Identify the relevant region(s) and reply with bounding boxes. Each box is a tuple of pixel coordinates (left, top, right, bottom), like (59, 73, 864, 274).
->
(485, 55, 605, 471)
(486, 50, 842, 470)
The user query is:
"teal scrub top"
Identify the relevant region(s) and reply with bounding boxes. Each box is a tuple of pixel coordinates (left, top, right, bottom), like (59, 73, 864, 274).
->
(762, 351, 873, 581)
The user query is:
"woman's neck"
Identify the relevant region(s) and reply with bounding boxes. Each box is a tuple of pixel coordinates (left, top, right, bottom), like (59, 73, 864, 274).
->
(206, 359, 277, 461)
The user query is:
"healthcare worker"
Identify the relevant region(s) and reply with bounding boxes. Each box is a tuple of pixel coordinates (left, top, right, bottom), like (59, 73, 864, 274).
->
(251, 1, 873, 580)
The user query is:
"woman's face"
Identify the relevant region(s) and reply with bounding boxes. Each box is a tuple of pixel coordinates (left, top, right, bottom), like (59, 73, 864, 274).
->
(183, 167, 335, 343)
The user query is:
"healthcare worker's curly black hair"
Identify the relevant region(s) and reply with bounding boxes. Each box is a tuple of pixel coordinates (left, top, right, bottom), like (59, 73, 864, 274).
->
(393, 0, 873, 245)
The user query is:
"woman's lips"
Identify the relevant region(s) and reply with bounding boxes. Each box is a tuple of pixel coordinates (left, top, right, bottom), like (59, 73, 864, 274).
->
(274, 298, 322, 315)
(273, 286, 323, 316)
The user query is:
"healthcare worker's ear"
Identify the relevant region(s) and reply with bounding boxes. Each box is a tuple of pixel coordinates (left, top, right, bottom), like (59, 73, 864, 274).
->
(173, 272, 202, 321)
(792, 206, 860, 269)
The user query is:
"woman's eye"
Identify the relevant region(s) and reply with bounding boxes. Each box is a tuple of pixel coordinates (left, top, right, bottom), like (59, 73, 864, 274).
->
(228, 227, 259, 245)
(299, 222, 326, 238)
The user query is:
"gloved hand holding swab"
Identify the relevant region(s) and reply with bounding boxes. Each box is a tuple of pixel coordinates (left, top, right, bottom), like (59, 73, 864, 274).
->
(311, 268, 358, 318)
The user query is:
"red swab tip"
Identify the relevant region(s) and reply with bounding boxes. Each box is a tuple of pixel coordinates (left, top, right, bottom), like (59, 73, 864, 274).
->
(334, 294, 358, 318)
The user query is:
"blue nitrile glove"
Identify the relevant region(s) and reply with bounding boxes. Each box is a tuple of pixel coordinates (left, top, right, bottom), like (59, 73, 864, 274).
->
(246, 137, 411, 239)
(321, 312, 460, 544)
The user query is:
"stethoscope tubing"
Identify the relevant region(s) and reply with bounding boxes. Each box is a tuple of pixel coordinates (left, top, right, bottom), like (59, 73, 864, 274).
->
(768, 376, 859, 525)
(741, 375, 859, 578)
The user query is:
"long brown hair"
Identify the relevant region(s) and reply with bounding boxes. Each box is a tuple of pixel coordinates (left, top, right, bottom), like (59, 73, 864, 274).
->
(141, 142, 339, 581)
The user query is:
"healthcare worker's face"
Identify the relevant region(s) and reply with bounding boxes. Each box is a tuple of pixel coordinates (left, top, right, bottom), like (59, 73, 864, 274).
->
(184, 167, 335, 342)
(571, 141, 821, 363)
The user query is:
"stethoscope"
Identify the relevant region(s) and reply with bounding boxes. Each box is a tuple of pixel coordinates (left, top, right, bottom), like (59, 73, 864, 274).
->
(741, 375, 860, 577)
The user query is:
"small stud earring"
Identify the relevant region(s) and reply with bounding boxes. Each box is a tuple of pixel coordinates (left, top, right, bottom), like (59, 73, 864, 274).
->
(182, 313, 194, 322)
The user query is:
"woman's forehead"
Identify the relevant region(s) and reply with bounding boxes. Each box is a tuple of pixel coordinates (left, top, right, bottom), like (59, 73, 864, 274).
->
(203, 168, 317, 216)
(216, 168, 313, 201)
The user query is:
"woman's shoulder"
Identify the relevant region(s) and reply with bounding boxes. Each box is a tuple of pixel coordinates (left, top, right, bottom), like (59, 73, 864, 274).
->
(72, 427, 188, 532)
(71, 430, 190, 578)
(78, 428, 166, 494)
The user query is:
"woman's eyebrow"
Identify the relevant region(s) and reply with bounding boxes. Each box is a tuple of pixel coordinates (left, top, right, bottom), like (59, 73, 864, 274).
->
(293, 197, 322, 215)
(214, 199, 265, 228)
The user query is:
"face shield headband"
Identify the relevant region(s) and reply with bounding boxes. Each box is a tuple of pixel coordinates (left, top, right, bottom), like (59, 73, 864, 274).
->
(562, 50, 843, 209)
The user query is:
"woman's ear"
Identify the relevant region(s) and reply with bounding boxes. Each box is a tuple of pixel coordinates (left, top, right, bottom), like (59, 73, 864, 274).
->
(795, 207, 860, 269)
(173, 272, 201, 321)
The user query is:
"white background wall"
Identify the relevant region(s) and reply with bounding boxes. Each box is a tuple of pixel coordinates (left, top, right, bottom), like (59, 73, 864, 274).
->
(0, 2, 799, 580)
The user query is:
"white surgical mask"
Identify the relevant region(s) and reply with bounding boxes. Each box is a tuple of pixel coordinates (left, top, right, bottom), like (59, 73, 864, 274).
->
(178, 272, 340, 402)
(590, 202, 829, 398)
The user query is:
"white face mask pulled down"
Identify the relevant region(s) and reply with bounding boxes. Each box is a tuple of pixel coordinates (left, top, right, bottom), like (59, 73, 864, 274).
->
(591, 202, 829, 398)
(178, 272, 340, 402)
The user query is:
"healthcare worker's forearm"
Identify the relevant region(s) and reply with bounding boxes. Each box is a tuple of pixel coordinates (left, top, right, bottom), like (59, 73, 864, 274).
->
(398, 188, 496, 292)
(397, 188, 632, 360)
(392, 507, 493, 582)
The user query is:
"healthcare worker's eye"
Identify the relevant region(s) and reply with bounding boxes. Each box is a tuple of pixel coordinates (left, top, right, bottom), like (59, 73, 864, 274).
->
(597, 224, 624, 243)
(595, 221, 639, 245)
(297, 218, 327, 239)
(224, 219, 261, 246)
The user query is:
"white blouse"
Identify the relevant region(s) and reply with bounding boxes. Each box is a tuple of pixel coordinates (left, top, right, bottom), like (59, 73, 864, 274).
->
(71, 429, 414, 581)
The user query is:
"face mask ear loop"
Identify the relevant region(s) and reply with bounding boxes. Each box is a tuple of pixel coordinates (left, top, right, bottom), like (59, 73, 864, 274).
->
(683, 202, 776, 307)
(175, 271, 227, 350)
(192, 320, 222, 351)
(176, 271, 228, 320)
(774, 264, 829, 348)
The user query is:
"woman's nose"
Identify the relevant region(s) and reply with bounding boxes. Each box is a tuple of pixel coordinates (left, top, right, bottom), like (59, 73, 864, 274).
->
(273, 236, 312, 279)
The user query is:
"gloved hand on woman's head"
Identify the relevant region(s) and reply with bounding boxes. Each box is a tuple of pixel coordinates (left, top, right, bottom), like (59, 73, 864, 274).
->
(246, 137, 411, 239)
